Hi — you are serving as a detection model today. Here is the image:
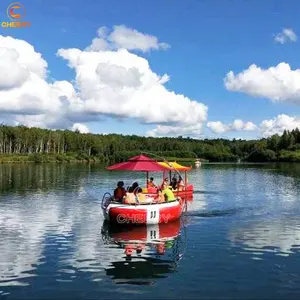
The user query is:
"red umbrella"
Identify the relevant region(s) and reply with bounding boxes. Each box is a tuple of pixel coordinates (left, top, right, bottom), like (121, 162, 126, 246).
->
(106, 155, 170, 172)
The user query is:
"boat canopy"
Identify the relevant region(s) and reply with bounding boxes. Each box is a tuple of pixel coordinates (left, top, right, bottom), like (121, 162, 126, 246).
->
(106, 155, 170, 172)
(158, 161, 192, 171)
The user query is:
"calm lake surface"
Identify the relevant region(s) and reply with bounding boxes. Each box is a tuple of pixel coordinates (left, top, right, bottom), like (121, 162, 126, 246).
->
(1, 163, 300, 299)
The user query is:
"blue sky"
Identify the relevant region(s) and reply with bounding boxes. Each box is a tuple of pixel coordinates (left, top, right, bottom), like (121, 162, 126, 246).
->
(1, 0, 300, 139)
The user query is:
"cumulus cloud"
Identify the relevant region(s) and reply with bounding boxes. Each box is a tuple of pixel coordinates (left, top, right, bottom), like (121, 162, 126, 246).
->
(207, 115, 300, 138)
(0, 28, 207, 137)
(260, 114, 300, 137)
(72, 123, 89, 133)
(207, 119, 257, 134)
(0, 35, 47, 78)
(0, 49, 30, 90)
(207, 121, 229, 134)
(0, 36, 73, 117)
(224, 63, 300, 104)
(87, 25, 170, 52)
(274, 28, 297, 44)
(57, 45, 207, 128)
(95, 63, 142, 88)
(146, 124, 203, 137)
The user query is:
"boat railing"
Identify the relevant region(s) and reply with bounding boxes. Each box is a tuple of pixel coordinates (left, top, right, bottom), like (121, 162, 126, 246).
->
(101, 192, 112, 209)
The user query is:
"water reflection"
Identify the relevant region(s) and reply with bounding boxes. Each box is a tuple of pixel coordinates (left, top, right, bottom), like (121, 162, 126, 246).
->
(229, 216, 300, 257)
(0, 191, 81, 287)
(101, 220, 186, 285)
(2, 163, 300, 298)
(0, 163, 189, 290)
(0, 163, 92, 195)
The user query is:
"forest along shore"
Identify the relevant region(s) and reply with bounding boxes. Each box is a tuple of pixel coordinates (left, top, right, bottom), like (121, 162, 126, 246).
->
(0, 124, 299, 163)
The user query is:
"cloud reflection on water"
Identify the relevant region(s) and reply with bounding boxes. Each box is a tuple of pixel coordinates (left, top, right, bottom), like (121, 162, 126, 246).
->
(229, 216, 300, 258)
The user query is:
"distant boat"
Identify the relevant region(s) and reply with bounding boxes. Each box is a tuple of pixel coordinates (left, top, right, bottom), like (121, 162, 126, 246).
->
(195, 159, 201, 167)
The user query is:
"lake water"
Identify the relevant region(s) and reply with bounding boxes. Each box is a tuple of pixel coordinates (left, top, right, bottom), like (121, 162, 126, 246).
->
(1, 163, 300, 299)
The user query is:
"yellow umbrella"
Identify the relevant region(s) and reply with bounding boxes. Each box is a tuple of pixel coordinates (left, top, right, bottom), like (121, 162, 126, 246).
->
(158, 161, 192, 171)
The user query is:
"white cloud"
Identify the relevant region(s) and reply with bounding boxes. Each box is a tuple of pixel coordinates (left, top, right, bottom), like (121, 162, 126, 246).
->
(0, 49, 30, 90)
(72, 123, 89, 133)
(95, 63, 142, 88)
(0, 35, 47, 78)
(87, 25, 170, 52)
(224, 62, 300, 104)
(260, 114, 300, 137)
(274, 28, 297, 44)
(146, 124, 203, 137)
(57, 44, 207, 129)
(0, 29, 207, 137)
(243, 122, 257, 131)
(207, 115, 300, 138)
(207, 121, 229, 134)
(0, 36, 72, 117)
(207, 119, 257, 134)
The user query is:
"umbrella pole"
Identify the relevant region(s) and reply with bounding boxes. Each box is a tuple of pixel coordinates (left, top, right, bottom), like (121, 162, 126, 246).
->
(146, 171, 148, 189)
(184, 171, 187, 198)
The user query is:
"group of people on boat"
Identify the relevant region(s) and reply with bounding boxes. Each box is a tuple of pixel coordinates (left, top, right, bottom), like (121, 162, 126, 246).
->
(113, 177, 182, 204)
(147, 175, 185, 191)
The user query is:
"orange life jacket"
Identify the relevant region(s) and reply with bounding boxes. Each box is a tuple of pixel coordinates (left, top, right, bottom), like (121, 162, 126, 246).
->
(114, 187, 126, 200)
(147, 181, 156, 188)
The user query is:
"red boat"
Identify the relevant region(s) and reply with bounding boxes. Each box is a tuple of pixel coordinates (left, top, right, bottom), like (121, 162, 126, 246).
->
(102, 197, 185, 225)
(102, 154, 192, 225)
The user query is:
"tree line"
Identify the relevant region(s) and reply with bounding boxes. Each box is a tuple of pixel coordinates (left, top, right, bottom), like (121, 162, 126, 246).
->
(0, 124, 299, 163)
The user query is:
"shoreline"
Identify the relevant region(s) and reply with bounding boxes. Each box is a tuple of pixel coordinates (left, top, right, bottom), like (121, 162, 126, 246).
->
(0, 158, 298, 165)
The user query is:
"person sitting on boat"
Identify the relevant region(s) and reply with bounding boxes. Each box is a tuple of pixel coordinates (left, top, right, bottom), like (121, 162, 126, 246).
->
(155, 189, 163, 202)
(160, 177, 169, 189)
(113, 181, 127, 201)
(162, 182, 176, 202)
(136, 187, 146, 202)
(147, 177, 157, 188)
(177, 176, 185, 191)
(131, 181, 139, 194)
(171, 175, 178, 190)
(123, 186, 138, 204)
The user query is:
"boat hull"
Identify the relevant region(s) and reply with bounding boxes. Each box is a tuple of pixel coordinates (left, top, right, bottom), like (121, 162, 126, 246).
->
(173, 188, 193, 199)
(103, 199, 184, 225)
(146, 184, 193, 200)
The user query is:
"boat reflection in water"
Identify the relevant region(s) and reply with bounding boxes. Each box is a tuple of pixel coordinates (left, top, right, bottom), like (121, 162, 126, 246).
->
(101, 219, 187, 285)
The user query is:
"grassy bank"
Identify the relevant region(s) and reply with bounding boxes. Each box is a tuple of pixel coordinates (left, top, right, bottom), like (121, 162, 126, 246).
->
(0, 153, 204, 164)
